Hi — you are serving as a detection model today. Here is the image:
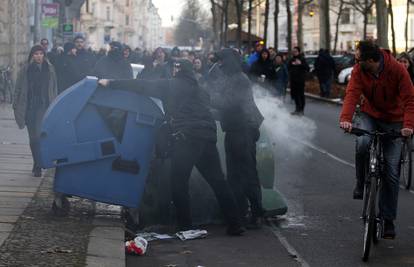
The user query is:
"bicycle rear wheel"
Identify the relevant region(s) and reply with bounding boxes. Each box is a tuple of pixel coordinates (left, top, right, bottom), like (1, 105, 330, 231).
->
(362, 177, 377, 262)
(400, 140, 412, 190)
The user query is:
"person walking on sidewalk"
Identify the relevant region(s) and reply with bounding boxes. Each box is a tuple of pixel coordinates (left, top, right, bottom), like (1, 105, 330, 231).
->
(273, 53, 289, 100)
(288, 46, 309, 115)
(315, 49, 335, 98)
(13, 45, 58, 177)
(98, 60, 245, 236)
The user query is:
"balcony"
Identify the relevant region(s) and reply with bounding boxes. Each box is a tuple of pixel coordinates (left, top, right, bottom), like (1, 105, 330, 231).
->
(104, 20, 114, 29)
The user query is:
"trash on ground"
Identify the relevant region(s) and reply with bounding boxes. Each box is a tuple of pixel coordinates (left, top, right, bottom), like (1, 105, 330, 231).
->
(176, 229, 208, 241)
(136, 232, 174, 241)
(125, 236, 148, 255)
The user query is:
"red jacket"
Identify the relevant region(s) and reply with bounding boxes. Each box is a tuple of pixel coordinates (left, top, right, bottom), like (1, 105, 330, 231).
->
(340, 50, 414, 129)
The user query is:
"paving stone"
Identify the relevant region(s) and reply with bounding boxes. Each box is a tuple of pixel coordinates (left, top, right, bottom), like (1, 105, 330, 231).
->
(0, 223, 13, 232)
(0, 208, 25, 216)
(0, 191, 34, 198)
(87, 236, 124, 260)
(86, 255, 125, 267)
(89, 227, 124, 240)
(0, 215, 18, 223)
(0, 232, 9, 247)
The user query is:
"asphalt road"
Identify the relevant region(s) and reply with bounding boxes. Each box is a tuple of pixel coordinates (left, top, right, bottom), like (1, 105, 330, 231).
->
(275, 99, 414, 266)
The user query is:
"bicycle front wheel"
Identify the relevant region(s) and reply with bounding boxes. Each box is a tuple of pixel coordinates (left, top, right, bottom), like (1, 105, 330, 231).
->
(401, 140, 412, 190)
(362, 177, 377, 262)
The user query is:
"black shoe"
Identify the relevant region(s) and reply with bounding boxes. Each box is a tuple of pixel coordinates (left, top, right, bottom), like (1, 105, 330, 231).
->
(290, 111, 300, 116)
(33, 168, 42, 177)
(246, 216, 263, 230)
(353, 181, 364, 200)
(383, 220, 396, 239)
(226, 224, 245, 236)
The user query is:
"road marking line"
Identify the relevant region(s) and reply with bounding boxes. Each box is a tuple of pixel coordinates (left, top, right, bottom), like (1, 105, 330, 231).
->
(268, 222, 311, 267)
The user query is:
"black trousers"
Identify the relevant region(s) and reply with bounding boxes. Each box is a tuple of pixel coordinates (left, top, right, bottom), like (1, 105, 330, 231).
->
(171, 137, 240, 229)
(26, 107, 47, 170)
(291, 83, 305, 112)
(225, 128, 264, 219)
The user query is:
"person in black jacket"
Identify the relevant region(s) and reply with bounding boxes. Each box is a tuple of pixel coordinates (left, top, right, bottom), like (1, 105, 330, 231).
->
(210, 48, 265, 229)
(288, 46, 310, 115)
(98, 60, 244, 236)
(54, 42, 82, 93)
(73, 36, 96, 79)
(250, 49, 275, 90)
(93, 41, 133, 79)
(314, 49, 335, 98)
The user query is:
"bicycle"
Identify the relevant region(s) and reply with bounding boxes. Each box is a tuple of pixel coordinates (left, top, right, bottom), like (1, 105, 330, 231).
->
(400, 137, 412, 190)
(348, 127, 403, 262)
(0, 66, 13, 104)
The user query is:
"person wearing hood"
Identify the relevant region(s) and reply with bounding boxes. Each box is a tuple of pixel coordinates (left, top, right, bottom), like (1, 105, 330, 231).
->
(287, 46, 310, 115)
(210, 48, 265, 229)
(93, 41, 133, 79)
(250, 48, 275, 90)
(273, 53, 289, 99)
(13, 45, 58, 177)
(98, 60, 245, 236)
(54, 42, 82, 93)
(314, 49, 336, 98)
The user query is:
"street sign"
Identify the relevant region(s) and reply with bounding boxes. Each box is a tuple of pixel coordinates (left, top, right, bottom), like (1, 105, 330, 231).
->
(42, 3, 59, 16)
(42, 17, 59, 29)
(63, 23, 74, 39)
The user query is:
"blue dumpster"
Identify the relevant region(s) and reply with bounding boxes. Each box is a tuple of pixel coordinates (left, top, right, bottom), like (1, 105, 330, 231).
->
(39, 77, 164, 208)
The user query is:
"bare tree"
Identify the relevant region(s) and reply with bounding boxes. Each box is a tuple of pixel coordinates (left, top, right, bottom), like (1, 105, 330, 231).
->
(264, 0, 270, 45)
(376, 0, 388, 48)
(175, 0, 209, 46)
(297, 0, 312, 50)
(274, 0, 279, 50)
(285, 0, 292, 52)
(210, 0, 219, 49)
(344, 0, 374, 39)
(234, 0, 244, 48)
(247, 0, 253, 51)
(388, 0, 396, 55)
(332, 0, 346, 53)
(319, 0, 330, 50)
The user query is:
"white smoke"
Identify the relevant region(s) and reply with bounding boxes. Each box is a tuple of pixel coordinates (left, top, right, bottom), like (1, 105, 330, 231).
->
(253, 85, 317, 155)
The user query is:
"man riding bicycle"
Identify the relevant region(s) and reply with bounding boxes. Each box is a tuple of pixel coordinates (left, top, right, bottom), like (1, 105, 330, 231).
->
(340, 40, 414, 239)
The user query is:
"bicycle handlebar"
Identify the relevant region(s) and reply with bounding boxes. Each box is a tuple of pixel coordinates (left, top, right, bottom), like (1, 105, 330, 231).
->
(347, 127, 403, 139)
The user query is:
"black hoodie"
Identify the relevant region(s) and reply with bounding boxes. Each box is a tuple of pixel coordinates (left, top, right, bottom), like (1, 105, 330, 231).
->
(211, 48, 264, 131)
(109, 59, 217, 141)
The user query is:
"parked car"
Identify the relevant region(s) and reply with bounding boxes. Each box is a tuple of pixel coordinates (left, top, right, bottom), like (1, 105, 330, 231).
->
(337, 66, 353, 84)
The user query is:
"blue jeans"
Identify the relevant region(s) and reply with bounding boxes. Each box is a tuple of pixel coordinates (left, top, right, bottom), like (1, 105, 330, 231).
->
(355, 112, 403, 221)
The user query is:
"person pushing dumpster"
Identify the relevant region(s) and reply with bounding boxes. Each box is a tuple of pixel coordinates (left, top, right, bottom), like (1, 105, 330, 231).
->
(98, 59, 245, 236)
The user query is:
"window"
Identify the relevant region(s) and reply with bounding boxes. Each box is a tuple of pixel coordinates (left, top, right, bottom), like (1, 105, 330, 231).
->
(126, 15, 129, 25)
(91, 2, 96, 15)
(341, 8, 350, 24)
(106, 6, 111, 21)
(126, 0, 129, 6)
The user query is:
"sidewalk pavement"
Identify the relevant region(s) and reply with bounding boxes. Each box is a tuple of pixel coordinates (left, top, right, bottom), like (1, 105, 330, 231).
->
(0, 104, 125, 267)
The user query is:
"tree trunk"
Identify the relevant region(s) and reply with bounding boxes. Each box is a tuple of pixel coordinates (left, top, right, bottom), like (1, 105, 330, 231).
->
(406, 0, 410, 51)
(285, 0, 292, 51)
(210, 0, 218, 49)
(388, 0, 396, 55)
(274, 0, 279, 50)
(264, 0, 270, 45)
(319, 0, 330, 50)
(375, 0, 388, 48)
(333, 0, 344, 53)
(220, 4, 225, 48)
(234, 0, 244, 48)
(248, 0, 253, 51)
(363, 12, 368, 39)
(223, 0, 229, 47)
(297, 2, 304, 50)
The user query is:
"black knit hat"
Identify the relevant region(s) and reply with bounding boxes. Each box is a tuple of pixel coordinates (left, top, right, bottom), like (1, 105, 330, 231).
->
(28, 45, 45, 62)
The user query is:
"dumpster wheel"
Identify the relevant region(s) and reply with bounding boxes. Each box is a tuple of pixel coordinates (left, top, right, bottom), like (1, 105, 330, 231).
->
(52, 194, 70, 216)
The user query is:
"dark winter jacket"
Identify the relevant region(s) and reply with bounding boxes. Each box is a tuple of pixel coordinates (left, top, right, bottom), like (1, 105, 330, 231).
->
(314, 51, 335, 82)
(287, 54, 310, 86)
(55, 54, 82, 93)
(211, 48, 264, 132)
(273, 63, 289, 87)
(250, 50, 275, 86)
(13, 60, 57, 129)
(93, 54, 133, 79)
(109, 60, 217, 141)
(73, 49, 96, 79)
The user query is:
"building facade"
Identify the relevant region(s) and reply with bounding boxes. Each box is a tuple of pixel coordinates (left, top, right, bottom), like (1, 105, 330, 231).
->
(80, 0, 164, 50)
